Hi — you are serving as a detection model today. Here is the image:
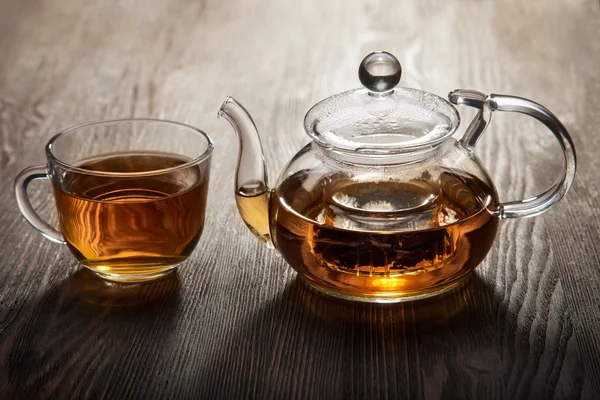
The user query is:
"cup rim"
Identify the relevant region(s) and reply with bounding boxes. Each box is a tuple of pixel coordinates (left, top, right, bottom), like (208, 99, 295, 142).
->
(45, 118, 214, 177)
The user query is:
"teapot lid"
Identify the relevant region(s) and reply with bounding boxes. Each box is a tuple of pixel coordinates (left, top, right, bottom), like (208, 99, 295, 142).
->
(304, 52, 460, 155)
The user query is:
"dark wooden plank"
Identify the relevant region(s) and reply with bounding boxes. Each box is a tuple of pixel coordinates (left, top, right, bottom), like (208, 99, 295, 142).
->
(0, 0, 598, 399)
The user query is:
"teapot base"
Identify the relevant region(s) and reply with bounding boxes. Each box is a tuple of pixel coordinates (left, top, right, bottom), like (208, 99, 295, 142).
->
(300, 273, 472, 303)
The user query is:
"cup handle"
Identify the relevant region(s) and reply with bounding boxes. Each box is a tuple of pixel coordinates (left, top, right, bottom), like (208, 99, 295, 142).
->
(449, 90, 577, 219)
(14, 165, 65, 243)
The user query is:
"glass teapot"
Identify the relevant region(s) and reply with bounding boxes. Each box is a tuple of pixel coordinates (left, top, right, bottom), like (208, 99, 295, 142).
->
(218, 51, 576, 303)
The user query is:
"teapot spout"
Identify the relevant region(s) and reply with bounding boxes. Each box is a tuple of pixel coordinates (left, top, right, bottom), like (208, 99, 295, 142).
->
(218, 96, 272, 246)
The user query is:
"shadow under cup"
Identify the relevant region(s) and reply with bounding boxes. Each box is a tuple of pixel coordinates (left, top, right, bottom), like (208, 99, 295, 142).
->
(15, 119, 214, 283)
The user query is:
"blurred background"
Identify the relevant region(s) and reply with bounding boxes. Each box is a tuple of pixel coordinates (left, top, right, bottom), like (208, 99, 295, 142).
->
(0, 0, 594, 198)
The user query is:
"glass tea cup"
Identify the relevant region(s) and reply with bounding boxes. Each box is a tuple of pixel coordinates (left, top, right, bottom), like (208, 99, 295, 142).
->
(14, 119, 213, 283)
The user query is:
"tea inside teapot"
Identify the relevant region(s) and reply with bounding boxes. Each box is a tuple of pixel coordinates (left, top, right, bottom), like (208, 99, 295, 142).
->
(270, 165, 498, 298)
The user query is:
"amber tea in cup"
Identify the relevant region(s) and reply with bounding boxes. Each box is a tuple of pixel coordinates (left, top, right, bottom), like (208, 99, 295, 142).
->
(15, 119, 213, 282)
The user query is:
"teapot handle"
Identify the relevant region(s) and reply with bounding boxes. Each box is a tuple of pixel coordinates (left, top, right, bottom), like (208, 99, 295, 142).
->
(449, 90, 576, 219)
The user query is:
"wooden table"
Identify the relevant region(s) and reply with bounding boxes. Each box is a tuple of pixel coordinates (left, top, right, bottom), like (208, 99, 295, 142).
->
(1, 0, 599, 398)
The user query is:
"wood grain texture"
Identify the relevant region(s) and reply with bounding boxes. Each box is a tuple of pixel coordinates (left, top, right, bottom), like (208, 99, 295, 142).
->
(0, 0, 598, 399)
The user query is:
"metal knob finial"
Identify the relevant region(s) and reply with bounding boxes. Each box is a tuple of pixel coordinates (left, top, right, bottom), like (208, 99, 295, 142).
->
(358, 51, 402, 94)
